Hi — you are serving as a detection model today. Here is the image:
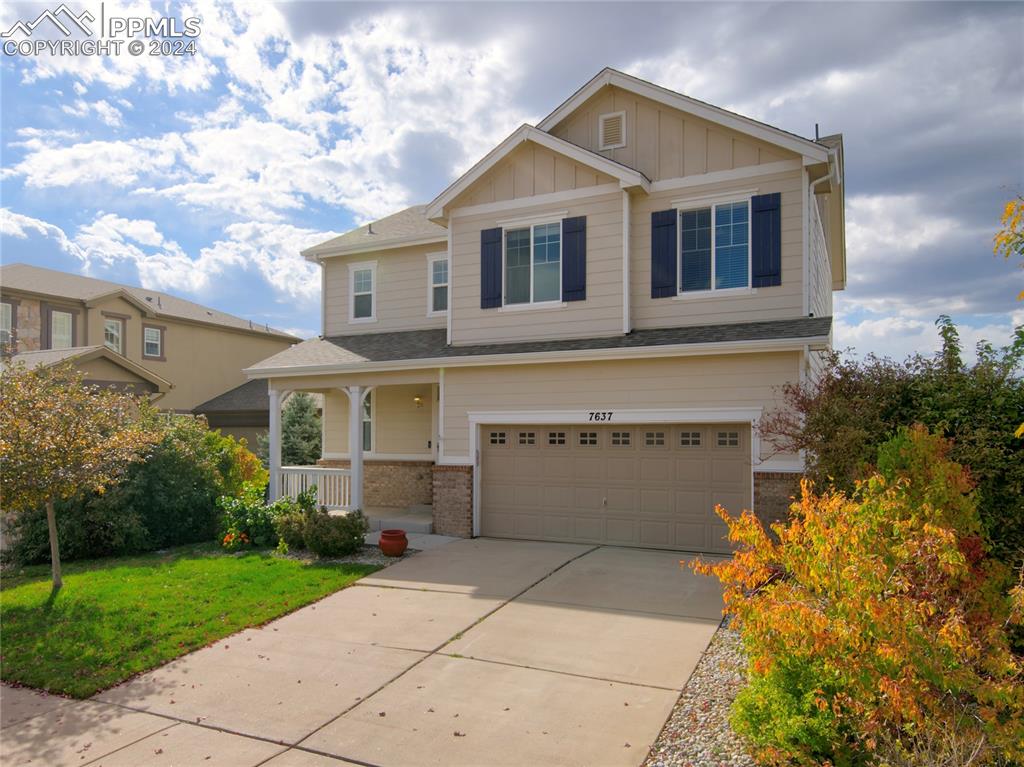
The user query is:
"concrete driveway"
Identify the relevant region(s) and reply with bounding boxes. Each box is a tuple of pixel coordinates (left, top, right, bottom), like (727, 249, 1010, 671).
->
(1, 539, 724, 767)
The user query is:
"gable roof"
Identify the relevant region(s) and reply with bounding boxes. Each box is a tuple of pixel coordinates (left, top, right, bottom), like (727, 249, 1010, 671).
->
(2, 345, 172, 393)
(425, 125, 651, 222)
(302, 205, 448, 261)
(246, 317, 832, 377)
(538, 68, 830, 164)
(193, 378, 270, 413)
(0, 263, 299, 340)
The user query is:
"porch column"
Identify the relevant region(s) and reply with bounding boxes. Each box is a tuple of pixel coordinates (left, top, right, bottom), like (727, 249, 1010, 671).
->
(346, 385, 364, 510)
(268, 387, 283, 500)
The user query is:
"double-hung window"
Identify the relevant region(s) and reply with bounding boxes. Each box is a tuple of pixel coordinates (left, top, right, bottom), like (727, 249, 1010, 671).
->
(0, 302, 12, 347)
(143, 326, 163, 358)
(349, 262, 377, 322)
(103, 317, 124, 354)
(679, 199, 750, 293)
(427, 255, 448, 314)
(50, 310, 73, 349)
(504, 221, 561, 305)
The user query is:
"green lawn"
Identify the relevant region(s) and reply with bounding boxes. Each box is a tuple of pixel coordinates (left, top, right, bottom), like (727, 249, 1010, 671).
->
(0, 543, 379, 698)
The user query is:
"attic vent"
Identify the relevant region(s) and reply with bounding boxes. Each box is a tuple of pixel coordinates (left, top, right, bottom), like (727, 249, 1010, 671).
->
(598, 110, 626, 150)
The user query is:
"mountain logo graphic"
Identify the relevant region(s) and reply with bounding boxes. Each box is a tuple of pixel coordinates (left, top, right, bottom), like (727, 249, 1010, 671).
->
(2, 4, 95, 38)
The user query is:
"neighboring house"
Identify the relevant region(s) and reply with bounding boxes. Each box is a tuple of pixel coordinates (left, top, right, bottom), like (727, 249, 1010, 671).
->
(248, 68, 845, 553)
(193, 383, 323, 451)
(0, 264, 299, 418)
(0, 345, 172, 399)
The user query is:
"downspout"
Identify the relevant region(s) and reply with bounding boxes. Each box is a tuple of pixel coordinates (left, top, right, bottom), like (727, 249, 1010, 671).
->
(621, 189, 631, 334)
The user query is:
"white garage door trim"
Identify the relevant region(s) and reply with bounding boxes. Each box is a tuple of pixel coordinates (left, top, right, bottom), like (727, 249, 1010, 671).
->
(468, 407, 763, 537)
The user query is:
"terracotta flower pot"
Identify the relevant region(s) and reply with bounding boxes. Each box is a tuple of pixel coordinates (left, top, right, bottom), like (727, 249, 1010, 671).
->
(379, 529, 408, 557)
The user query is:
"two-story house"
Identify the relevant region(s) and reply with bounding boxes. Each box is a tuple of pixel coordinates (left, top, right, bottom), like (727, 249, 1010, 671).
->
(248, 68, 845, 553)
(0, 264, 299, 432)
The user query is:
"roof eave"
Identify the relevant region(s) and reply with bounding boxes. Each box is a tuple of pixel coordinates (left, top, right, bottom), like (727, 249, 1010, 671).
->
(424, 125, 650, 223)
(302, 233, 449, 263)
(244, 334, 830, 379)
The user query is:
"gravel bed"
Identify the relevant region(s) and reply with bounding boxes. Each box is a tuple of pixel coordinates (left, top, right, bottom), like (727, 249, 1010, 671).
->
(279, 543, 415, 568)
(644, 620, 755, 767)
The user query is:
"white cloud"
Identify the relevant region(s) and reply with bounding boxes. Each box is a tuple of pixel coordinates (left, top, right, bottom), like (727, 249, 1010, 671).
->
(61, 98, 124, 127)
(0, 208, 82, 257)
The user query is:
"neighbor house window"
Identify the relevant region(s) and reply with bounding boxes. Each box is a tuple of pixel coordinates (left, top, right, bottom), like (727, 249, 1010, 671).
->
(103, 317, 124, 354)
(680, 200, 750, 293)
(504, 222, 561, 305)
(362, 392, 373, 451)
(0, 301, 12, 346)
(428, 255, 448, 314)
(50, 310, 73, 349)
(349, 262, 376, 322)
(143, 325, 163, 358)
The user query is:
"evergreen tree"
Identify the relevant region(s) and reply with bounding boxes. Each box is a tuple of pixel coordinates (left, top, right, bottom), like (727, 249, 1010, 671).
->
(258, 392, 321, 466)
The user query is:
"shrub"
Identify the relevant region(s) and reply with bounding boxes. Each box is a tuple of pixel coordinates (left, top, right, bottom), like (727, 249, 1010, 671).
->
(6, 416, 265, 564)
(303, 509, 368, 558)
(273, 487, 318, 551)
(218, 481, 279, 549)
(695, 427, 1024, 767)
(759, 317, 1024, 564)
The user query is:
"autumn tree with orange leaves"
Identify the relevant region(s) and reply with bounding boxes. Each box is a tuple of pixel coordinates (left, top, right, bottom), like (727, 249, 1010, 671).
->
(0, 362, 160, 588)
(695, 426, 1024, 766)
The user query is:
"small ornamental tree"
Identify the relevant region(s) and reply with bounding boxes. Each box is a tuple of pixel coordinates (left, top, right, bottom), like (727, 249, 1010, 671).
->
(0, 361, 160, 587)
(694, 427, 1024, 766)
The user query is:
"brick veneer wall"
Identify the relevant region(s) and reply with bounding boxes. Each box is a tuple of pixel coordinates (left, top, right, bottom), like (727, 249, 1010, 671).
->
(317, 459, 433, 507)
(14, 299, 41, 352)
(432, 465, 473, 538)
(753, 471, 801, 528)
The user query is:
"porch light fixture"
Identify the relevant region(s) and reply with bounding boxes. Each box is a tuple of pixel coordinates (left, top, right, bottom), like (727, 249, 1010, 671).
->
(413, 395, 424, 408)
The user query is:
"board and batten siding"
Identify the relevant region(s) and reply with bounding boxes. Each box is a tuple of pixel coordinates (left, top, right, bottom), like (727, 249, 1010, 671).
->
(322, 243, 447, 336)
(549, 86, 798, 182)
(450, 141, 618, 209)
(450, 190, 624, 345)
(630, 169, 806, 329)
(441, 352, 801, 463)
(809, 193, 833, 319)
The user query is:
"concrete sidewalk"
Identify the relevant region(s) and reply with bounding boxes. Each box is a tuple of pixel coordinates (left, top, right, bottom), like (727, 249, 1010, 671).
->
(1, 539, 723, 766)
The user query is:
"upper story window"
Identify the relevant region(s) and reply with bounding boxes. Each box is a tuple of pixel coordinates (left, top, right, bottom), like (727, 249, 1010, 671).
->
(50, 310, 74, 349)
(349, 261, 377, 323)
(427, 254, 448, 315)
(103, 317, 124, 354)
(143, 325, 164, 359)
(505, 222, 561, 305)
(0, 301, 12, 347)
(680, 200, 750, 293)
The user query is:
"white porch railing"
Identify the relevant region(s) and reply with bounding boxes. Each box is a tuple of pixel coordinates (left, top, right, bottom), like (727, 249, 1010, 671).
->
(277, 466, 352, 511)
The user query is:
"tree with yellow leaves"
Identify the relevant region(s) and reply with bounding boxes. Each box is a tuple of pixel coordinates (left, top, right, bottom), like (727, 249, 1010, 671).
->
(994, 196, 1024, 437)
(0, 362, 161, 588)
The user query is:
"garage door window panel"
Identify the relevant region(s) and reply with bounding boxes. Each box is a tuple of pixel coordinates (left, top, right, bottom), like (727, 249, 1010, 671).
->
(577, 430, 600, 447)
(643, 431, 667, 448)
(678, 430, 703, 447)
(489, 431, 508, 446)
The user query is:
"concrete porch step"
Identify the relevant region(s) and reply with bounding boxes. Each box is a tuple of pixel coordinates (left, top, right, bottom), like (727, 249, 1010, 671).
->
(364, 507, 433, 535)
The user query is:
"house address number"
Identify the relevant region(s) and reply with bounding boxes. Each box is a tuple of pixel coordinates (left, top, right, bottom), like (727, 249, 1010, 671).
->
(588, 411, 614, 421)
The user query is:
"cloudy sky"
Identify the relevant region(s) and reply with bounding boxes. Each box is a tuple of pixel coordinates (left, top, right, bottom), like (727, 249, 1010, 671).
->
(1, 1, 1022, 357)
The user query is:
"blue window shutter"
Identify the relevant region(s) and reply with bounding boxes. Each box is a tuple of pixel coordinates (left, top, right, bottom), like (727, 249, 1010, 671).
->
(480, 227, 503, 309)
(751, 193, 781, 287)
(561, 216, 586, 302)
(651, 209, 677, 298)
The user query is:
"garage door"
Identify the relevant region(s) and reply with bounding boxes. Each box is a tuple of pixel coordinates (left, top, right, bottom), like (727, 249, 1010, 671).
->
(480, 424, 750, 552)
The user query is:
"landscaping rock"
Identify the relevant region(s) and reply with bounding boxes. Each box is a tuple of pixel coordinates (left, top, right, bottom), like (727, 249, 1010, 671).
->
(644, 621, 755, 767)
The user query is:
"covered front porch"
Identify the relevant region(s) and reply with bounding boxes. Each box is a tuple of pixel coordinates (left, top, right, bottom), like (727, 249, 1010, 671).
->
(265, 369, 442, 531)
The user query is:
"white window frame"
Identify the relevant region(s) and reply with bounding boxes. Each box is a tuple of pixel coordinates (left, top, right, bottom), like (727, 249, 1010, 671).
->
(0, 302, 11, 344)
(51, 310, 74, 349)
(348, 260, 377, 324)
(675, 193, 754, 298)
(103, 317, 124, 354)
(501, 220, 563, 308)
(143, 326, 162, 358)
(598, 110, 627, 151)
(426, 252, 449, 317)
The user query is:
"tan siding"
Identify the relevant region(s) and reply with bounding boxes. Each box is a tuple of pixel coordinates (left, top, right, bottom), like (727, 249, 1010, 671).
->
(450, 142, 616, 209)
(442, 352, 801, 462)
(321, 384, 433, 456)
(810, 193, 833, 319)
(450, 191, 624, 345)
(84, 295, 291, 411)
(323, 243, 447, 337)
(630, 169, 805, 328)
(548, 85, 800, 182)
